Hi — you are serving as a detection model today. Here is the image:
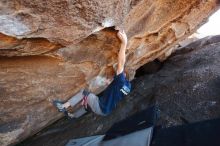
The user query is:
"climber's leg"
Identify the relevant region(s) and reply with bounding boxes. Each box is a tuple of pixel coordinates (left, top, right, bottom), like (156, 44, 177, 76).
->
(86, 93, 106, 116)
(53, 89, 87, 114)
(65, 89, 85, 108)
(68, 93, 105, 118)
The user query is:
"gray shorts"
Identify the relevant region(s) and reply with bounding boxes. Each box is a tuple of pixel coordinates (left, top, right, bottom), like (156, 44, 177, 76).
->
(68, 90, 105, 116)
(86, 93, 106, 116)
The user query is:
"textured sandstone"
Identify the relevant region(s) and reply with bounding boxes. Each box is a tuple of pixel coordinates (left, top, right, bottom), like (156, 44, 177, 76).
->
(0, 0, 219, 146)
(18, 35, 220, 146)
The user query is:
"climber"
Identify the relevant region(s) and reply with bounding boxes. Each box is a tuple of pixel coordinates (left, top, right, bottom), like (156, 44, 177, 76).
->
(53, 28, 131, 118)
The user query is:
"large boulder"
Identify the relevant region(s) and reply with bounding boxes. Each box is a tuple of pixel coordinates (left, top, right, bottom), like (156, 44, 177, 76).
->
(0, 0, 219, 145)
(18, 35, 220, 146)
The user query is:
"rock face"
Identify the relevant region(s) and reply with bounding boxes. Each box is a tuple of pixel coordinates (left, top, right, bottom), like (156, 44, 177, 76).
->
(18, 35, 220, 146)
(0, 0, 219, 146)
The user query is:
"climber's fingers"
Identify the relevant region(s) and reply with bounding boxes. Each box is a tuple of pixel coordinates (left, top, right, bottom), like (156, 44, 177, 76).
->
(117, 30, 127, 44)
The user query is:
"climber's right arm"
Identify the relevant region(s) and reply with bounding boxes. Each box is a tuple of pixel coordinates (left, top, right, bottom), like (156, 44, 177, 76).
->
(116, 30, 127, 75)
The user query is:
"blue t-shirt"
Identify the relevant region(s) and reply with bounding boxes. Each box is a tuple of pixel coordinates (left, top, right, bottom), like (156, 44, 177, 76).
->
(99, 72, 131, 115)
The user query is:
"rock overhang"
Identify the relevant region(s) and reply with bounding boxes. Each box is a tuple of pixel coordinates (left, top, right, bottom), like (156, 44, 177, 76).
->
(0, 0, 219, 146)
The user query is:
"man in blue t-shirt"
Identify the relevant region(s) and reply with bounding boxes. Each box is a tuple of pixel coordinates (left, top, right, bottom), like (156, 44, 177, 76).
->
(53, 28, 131, 118)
